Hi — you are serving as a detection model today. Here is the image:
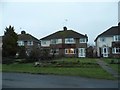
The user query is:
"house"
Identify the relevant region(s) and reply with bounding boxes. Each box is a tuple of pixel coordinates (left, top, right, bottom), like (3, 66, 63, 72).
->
(95, 23, 120, 58)
(17, 31, 40, 56)
(0, 36, 2, 63)
(0, 36, 2, 50)
(40, 27, 88, 57)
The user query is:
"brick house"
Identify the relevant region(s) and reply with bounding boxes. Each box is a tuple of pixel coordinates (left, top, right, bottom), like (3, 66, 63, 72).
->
(17, 31, 40, 56)
(40, 27, 88, 57)
(95, 23, 120, 58)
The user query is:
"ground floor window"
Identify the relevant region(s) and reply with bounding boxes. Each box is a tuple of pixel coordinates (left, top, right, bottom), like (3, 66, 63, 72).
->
(65, 48, 76, 54)
(112, 47, 120, 54)
(50, 49, 59, 55)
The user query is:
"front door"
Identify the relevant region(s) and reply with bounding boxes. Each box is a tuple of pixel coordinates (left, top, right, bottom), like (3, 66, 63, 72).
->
(102, 47, 108, 57)
(78, 48, 85, 57)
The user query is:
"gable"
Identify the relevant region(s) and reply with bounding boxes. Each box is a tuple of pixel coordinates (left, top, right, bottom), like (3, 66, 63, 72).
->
(95, 25, 119, 41)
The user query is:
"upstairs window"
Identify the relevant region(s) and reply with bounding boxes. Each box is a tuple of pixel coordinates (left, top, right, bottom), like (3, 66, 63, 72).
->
(41, 40, 50, 46)
(51, 39, 62, 44)
(80, 38, 86, 43)
(51, 39, 58, 44)
(17, 41, 24, 46)
(113, 35, 120, 41)
(65, 38, 75, 44)
(100, 37, 106, 42)
(27, 41, 33, 46)
(42, 41, 47, 45)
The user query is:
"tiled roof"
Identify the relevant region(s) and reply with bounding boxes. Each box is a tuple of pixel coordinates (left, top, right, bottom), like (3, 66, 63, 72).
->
(18, 33, 40, 43)
(40, 29, 87, 40)
(95, 25, 119, 41)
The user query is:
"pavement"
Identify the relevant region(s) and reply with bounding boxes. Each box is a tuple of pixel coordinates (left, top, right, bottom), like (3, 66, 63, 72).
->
(96, 59, 119, 78)
(2, 72, 118, 88)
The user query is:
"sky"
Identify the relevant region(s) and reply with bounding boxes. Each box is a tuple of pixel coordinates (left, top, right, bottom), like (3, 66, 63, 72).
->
(0, 0, 119, 45)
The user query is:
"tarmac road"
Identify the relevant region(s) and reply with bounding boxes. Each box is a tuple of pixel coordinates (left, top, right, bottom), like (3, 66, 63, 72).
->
(2, 72, 118, 88)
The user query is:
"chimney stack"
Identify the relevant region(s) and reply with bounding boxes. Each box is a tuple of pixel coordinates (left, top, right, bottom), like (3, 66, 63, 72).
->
(63, 26, 67, 31)
(21, 31, 26, 34)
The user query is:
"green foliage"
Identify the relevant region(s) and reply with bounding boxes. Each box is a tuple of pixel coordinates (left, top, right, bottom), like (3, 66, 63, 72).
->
(39, 48, 51, 60)
(2, 57, 15, 64)
(86, 46, 94, 58)
(29, 48, 40, 62)
(2, 25, 18, 58)
(17, 46, 27, 59)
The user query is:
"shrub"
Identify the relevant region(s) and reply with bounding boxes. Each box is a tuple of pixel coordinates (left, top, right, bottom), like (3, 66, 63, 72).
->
(2, 57, 15, 64)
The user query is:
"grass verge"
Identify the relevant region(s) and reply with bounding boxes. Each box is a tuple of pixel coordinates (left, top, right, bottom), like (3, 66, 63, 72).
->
(2, 61, 116, 80)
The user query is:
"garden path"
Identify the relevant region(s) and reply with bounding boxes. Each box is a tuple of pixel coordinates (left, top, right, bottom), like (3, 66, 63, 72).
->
(96, 59, 119, 78)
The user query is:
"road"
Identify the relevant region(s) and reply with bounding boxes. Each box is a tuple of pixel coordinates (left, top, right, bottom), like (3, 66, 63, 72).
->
(2, 72, 118, 88)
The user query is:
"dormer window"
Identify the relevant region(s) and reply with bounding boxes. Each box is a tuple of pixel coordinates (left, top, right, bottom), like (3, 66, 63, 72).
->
(113, 35, 120, 41)
(80, 38, 86, 43)
(65, 38, 75, 44)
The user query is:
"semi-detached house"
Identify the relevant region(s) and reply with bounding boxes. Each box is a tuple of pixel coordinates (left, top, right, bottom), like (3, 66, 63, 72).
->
(95, 23, 120, 58)
(40, 27, 88, 58)
(17, 31, 40, 56)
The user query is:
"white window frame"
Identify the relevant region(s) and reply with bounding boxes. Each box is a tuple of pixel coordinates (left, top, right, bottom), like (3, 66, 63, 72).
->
(50, 49, 59, 55)
(51, 39, 62, 44)
(27, 41, 33, 46)
(51, 39, 58, 44)
(65, 48, 76, 54)
(65, 38, 75, 44)
(17, 41, 24, 46)
(80, 38, 86, 43)
(100, 37, 106, 42)
(42, 41, 47, 45)
(113, 35, 120, 41)
(112, 47, 120, 54)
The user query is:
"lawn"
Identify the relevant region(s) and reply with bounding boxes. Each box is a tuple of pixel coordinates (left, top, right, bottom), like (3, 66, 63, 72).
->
(102, 58, 119, 74)
(2, 58, 116, 80)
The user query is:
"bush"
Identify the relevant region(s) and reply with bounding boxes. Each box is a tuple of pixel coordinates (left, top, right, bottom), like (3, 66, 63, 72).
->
(2, 57, 15, 64)
(28, 48, 40, 62)
(17, 46, 27, 59)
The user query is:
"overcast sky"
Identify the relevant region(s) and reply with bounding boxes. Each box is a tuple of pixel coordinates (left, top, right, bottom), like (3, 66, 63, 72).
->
(0, 0, 119, 45)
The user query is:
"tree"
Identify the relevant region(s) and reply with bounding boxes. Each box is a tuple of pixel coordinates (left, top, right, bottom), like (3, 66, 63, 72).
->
(2, 25, 18, 58)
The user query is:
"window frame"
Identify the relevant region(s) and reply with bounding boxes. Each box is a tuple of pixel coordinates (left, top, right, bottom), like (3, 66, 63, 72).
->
(112, 47, 120, 54)
(65, 48, 76, 54)
(17, 41, 24, 46)
(27, 41, 33, 46)
(100, 37, 106, 42)
(80, 38, 86, 43)
(113, 35, 120, 41)
(65, 38, 75, 44)
(50, 49, 59, 55)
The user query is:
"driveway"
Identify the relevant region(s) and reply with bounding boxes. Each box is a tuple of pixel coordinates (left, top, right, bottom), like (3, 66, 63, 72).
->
(2, 72, 118, 88)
